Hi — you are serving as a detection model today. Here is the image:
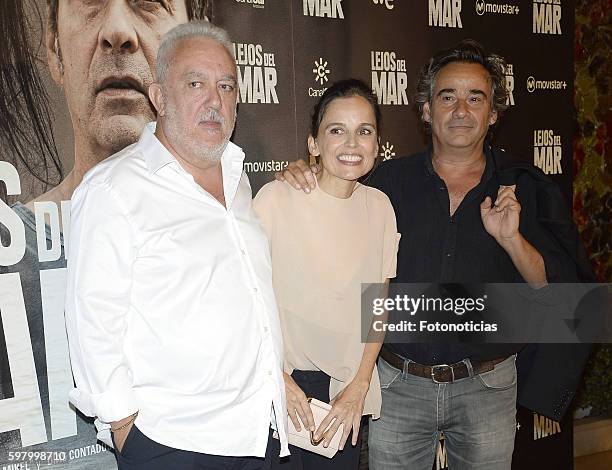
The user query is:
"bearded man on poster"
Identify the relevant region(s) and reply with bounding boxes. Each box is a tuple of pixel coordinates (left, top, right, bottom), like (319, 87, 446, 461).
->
(31, 0, 212, 208)
(65, 22, 289, 470)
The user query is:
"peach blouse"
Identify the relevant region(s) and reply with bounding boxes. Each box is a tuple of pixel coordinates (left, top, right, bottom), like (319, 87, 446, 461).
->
(254, 179, 400, 418)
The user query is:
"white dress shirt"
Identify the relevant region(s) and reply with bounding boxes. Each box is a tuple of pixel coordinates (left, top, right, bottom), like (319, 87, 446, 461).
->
(65, 123, 289, 457)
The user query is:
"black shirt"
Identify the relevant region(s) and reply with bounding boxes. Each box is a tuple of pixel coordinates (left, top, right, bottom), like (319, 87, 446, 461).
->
(368, 148, 568, 364)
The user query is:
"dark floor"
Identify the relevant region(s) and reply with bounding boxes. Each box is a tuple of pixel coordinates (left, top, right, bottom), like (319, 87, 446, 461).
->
(574, 450, 612, 470)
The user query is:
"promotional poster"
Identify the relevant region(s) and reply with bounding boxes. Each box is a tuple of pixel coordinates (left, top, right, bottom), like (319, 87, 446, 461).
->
(0, 1, 584, 469)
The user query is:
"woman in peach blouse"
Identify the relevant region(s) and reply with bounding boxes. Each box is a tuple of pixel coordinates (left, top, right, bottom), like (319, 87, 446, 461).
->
(254, 79, 400, 469)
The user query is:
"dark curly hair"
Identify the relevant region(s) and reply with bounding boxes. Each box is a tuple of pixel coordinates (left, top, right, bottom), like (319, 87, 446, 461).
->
(415, 39, 509, 135)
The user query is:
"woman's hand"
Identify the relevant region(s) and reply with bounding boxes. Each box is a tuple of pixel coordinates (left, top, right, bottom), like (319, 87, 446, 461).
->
(284, 372, 315, 432)
(314, 378, 369, 450)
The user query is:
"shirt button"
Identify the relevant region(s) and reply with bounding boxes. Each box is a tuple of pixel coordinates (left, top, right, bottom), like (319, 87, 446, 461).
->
(449, 217, 455, 224)
(264, 326, 269, 333)
(268, 370, 272, 376)
(241, 248, 246, 255)
(446, 253, 452, 258)
(253, 287, 258, 293)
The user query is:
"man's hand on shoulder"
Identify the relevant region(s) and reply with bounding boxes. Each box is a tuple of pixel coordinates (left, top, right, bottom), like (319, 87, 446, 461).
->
(274, 160, 320, 194)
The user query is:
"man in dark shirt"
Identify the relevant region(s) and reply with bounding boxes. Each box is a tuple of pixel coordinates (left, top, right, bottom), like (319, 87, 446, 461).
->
(277, 40, 584, 470)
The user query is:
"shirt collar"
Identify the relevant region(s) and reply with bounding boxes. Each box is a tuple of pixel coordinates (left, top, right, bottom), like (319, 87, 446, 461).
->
(140, 122, 245, 176)
(141, 122, 176, 174)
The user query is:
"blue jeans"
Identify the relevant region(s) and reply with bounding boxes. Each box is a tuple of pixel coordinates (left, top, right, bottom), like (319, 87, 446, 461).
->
(369, 355, 517, 470)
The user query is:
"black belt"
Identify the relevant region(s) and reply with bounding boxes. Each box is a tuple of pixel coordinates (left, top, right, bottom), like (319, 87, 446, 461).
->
(380, 346, 507, 383)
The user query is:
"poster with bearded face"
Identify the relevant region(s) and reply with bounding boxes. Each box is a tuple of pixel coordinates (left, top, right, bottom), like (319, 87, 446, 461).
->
(0, 1, 210, 468)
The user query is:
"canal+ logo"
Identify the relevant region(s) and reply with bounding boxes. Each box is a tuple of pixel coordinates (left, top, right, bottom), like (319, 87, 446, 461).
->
(309, 58, 331, 97)
(372, 0, 394, 10)
(380, 142, 396, 161)
(313, 58, 331, 86)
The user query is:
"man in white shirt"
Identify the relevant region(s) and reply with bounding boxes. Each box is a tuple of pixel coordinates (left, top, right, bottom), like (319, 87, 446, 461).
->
(64, 21, 289, 469)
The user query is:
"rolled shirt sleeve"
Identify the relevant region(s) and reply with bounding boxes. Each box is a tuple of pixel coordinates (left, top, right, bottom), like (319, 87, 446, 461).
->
(65, 180, 139, 424)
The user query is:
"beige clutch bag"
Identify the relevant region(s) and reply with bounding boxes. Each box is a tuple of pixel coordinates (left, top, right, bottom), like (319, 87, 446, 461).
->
(287, 398, 343, 459)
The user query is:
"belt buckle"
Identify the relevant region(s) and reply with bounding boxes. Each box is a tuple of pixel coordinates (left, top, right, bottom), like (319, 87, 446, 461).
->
(431, 364, 454, 383)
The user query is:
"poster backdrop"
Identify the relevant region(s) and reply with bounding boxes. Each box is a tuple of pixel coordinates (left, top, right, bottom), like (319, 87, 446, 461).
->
(215, 0, 574, 202)
(0, 1, 576, 469)
(211, 2, 576, 469)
